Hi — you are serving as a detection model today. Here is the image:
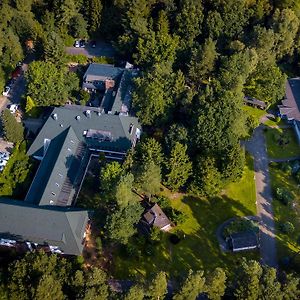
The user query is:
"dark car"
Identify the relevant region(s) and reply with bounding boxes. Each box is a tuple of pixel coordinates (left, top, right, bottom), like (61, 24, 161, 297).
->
(11, 66, 22, 79)
(91, 40, 96, 48)
(79, 40, 85, 48)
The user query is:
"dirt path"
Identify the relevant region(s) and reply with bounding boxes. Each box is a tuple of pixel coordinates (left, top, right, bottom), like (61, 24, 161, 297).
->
(245, 126, 278, 267)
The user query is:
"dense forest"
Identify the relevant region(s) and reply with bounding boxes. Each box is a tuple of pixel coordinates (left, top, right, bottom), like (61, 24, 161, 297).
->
(1, 0, 299, 195)
(1, 0, 300, 298)
(1, 251, 300, 299)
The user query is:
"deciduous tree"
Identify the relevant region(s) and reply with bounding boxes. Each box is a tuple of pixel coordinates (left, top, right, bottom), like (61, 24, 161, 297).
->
(165, 142, 192, 191)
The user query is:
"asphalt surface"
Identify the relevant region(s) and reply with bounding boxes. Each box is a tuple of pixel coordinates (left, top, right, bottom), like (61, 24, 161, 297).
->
(245, 126, 278, 267)
(66, 40, 116, 58)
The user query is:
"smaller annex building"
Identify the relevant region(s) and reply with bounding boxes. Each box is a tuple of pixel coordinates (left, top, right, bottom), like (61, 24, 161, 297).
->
(278, 78, 300, 143)
(229, 231, 259, 252)
(0, 64, 141, 255)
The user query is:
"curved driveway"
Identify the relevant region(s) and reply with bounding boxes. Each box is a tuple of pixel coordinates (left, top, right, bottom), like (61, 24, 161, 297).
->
(244, 126, 277, 267)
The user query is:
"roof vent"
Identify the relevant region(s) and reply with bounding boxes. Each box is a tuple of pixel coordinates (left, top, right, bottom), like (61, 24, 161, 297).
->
(108, 111, 112, 114)
(52, 113, 58, 120)
(60, 124, 63, 127)
(50, 200, 54, 205)
(86, 110, 91, 118)
(76, 115, 81, 121)
(97, 111, 101, 116)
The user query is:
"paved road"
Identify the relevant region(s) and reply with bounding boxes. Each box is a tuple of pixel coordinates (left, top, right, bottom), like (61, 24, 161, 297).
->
(245, 126, 278, 267)
(66, 40, 116, 58)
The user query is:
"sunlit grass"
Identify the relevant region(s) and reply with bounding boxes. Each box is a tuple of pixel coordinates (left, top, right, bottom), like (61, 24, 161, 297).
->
(265, 128, 300, 159)
(113, 156, 258, 279)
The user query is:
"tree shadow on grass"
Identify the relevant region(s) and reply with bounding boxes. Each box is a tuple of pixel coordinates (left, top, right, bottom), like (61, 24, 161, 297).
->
(113, 194, 259, 280)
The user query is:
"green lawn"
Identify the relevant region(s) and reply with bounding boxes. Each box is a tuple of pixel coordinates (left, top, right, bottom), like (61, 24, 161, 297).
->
(113, 155, 258, 280)
(243, 105, 266, 123)
(269, 164, 300, 269)
(225, 154, 256, 214)
(265, 127, 300, 159)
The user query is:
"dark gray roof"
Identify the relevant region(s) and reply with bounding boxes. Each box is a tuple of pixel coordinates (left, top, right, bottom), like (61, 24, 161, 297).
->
(110, 70, 134, 114)
(25, 127, 81, 206)
(244, 96, 267, 108)
(230, 231, 258, 251)
(83, 63, 123, 83)
(0, 198, 89, 255)
(143, 204, 171, 229)
(27, 105, 141, 158)
(279, 79, 300, 121)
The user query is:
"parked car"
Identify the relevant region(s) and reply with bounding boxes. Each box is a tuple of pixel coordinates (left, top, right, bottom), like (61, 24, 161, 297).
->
(2, 86, 10, 96)
(74, 40, 80, 48)
(7, 104, 18, 114)
(11, 66, 22, 79)
(0, 152, 9, 160)
(79, 40, 85, 48)
(91, 40, 96, 48)
(0, 160, 8, 166)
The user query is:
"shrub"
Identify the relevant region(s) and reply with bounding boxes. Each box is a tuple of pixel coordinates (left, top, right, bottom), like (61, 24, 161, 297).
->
(223, 219, 258, 238)
(79, 90, 90, 106)
(153, 196, 171, 209)
(295, 171, 300, 184)
(274, 187, 294, 205)
(280, 163, 292, 175)
(280, 222, 295, 234)
(275, 116, 281, 123)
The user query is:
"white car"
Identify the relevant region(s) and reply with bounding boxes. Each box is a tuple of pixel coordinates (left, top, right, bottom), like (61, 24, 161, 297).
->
(0, 160, 7, 166)
(7, 104, 18, 114)
(2, 86, 10, 96)
(74, 40, 80, 48)
(0, 152, 9, 160)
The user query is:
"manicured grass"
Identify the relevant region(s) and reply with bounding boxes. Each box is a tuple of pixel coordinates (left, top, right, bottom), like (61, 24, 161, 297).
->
(224, 154, 256, 214)
(243, 105, 266, 123)
(113, 156, 258, 280)
(265, 127, 300, 159)
(269, 164, 300, 269)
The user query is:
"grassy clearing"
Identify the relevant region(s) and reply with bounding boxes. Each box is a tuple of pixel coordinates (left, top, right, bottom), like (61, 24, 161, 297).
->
(243, 105, 266, 122)
(269, 164, 300, 269)
(113, 155, 258, 280)
(265, 127, 300, 159)
(225, 154, 256, 214)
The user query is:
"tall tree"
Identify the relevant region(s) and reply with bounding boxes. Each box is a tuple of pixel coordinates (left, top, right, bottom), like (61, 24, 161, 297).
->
(105, 202, 143, 244)
(124, 284, 145, 300)
(87, 0, 103, 34)
(189, 38, 217, 85)
(190, 156, 222, 197)
(165, 142, 192, 191)
(146, 271, 168, 300)
(1, 109, 23, 144)
(34, 275, 64, 300)
(234, 260, 262, 300)
(133, 63, 185, 125)
(173, 270, 205, 300)
(134, 11, 179, 67)
(175, 0, 203, 49)
(26, 61, 76, 106)
(115, 173, 135, 208)
(43, 31, 66, 64)
(137, 161, 161, 198)
(205, 268, 227, 300)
